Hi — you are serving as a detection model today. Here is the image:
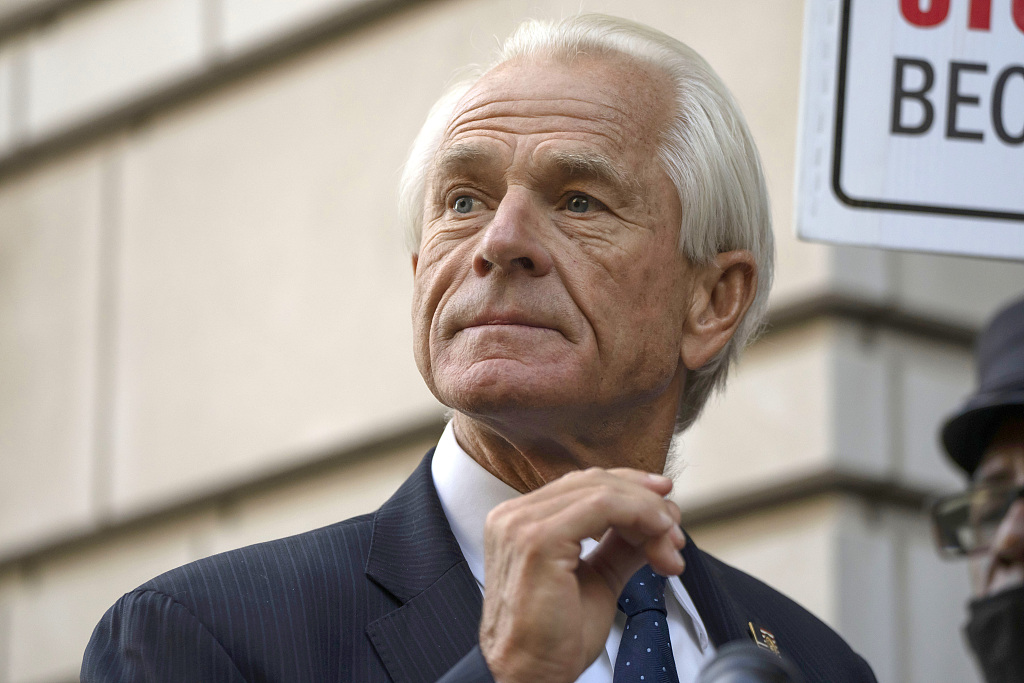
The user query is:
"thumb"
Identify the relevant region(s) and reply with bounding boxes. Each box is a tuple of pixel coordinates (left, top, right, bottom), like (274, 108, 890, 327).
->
(583, 528, 650, 599)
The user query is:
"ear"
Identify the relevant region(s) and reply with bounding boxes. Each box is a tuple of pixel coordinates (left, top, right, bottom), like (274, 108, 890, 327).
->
(680, 250, 758, 370)
(411, 253, 419, 276)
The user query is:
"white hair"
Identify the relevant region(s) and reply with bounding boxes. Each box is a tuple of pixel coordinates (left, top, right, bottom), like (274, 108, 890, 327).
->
(398, 14, 774, 433)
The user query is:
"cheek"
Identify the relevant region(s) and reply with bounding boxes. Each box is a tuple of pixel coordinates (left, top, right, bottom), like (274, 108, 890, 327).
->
(410, 259, 462, 399)
(409, 276, 434, 382)
(411, 245, 470, 348)
(580, 263, 687, 379)
(563, 227, 686, 320)
(410, 257, 446, 351)
(621, 264, 690, 375)
(618, 246, 688, 324)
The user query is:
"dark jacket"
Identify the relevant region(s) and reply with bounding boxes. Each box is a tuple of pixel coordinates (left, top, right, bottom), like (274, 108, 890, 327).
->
(82, 451, 877, 682)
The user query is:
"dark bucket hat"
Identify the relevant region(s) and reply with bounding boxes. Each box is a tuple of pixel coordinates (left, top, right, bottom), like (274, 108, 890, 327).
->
(941, 296, 1024, 476)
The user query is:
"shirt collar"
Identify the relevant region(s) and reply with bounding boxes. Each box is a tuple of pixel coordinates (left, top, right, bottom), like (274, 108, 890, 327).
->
(431, 420, 520, 586)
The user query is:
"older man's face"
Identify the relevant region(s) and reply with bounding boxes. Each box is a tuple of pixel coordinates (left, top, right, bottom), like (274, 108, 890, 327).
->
(411, 54, 693, 429)
(969, 418, 1024, 597)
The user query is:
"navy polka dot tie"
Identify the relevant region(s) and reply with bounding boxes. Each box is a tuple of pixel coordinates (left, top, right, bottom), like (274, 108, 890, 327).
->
(613, 565, 680, 683)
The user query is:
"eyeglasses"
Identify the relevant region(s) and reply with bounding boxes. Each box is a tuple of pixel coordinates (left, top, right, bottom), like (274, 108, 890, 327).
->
(931, 481, 1024, 557)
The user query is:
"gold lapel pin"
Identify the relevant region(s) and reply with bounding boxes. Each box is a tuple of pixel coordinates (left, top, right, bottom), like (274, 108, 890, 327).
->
(748, 621, 781, 656)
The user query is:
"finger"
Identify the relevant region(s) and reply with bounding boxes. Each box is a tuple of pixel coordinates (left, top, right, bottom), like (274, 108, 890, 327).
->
(484, 468, 682, 575)
(487, 468, 675, 532)
(582, 526, 685, 595)
(665, 498, 682, 527)
(500, 468, 673, 511)
(582, 528, 650, 595)
(542, 486, 682, 548)
(642, 527, 687, 577)
(583, 526, 686, 601)
(605, 468, 675, 496)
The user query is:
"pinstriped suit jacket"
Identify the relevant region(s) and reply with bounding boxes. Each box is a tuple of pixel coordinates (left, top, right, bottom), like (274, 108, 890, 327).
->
(82, 451, 877, 682)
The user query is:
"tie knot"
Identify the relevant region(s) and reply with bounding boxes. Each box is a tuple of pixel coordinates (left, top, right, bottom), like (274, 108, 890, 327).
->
(617, 566, 668, 617)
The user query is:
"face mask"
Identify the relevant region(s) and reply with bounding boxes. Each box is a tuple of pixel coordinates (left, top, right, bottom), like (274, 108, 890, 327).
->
(965, 584, 1024, 683)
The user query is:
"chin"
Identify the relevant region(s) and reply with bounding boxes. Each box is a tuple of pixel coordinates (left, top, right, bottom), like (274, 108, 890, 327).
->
(986, 568, 1024, 597)
(432, 361, 583, 417)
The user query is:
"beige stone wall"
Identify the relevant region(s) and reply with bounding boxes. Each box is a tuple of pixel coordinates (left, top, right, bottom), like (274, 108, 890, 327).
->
(1, 0, 1022, 681)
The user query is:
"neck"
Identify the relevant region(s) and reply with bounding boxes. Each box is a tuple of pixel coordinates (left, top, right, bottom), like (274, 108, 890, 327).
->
(451, 394, 680, 494)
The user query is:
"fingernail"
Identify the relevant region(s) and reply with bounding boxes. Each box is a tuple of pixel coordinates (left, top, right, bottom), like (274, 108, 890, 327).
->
(670, 525, 685, 546)
(648, 472, 671, 484)
(659, 511, 673, 528)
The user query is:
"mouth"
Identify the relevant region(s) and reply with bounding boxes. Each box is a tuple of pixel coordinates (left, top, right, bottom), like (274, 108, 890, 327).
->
(466, 320, 547, 329)
(462, 311, 552, 330)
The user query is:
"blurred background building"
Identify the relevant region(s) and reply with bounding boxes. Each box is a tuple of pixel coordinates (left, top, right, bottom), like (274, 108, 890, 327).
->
(0, 0, 1022, 681)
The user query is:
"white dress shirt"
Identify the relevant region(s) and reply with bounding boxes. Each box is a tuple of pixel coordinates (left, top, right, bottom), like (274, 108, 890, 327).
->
(431, 421, 716, 682)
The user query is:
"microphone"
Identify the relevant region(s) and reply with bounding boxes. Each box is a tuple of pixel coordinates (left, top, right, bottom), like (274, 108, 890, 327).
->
(697, 641, 805, 683)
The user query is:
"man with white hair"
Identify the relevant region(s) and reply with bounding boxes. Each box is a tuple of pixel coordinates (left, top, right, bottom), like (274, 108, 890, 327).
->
(83, 15, 877, 682)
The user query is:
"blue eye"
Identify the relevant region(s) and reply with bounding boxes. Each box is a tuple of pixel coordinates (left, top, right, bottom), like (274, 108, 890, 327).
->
(453, 196, 475, 214)
(567, 194, 591, 213)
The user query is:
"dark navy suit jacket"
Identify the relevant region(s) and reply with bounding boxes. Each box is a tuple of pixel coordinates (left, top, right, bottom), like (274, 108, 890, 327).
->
(82, 451, 877, 682)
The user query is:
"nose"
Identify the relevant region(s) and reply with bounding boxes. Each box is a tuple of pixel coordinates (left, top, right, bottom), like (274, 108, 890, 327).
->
(993, 499, 1024, 566)
(473, 190, 553, 277)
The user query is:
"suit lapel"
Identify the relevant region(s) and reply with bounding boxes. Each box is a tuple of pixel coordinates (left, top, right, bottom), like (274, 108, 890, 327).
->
(679, 531, 748, 646)
(365, 451, 484, 683)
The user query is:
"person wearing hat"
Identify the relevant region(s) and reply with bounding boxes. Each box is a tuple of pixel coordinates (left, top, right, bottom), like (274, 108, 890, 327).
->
(932, 296, 1024, 683)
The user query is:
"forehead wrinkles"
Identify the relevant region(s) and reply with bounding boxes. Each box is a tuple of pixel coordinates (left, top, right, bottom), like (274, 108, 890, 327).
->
(443, 95, 634, 154)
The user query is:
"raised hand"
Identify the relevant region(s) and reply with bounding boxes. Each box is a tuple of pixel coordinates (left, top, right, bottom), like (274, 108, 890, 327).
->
(479, 467, 686, 683)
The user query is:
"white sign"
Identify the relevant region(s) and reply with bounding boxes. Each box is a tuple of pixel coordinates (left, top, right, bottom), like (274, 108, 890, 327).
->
(796, 0, 1024, 260)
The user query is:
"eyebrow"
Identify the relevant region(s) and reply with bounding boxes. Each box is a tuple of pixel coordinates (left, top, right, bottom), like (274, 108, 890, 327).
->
(431, 144, 643, 203)
(433, 143, 494, 180)
(548, 150, 643, 203)
(549, 151, 630, 186)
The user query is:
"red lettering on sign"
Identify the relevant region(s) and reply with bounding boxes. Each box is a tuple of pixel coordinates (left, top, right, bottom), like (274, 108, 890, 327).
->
(901, 0, 950, 26)
(903, 0, 1023, 32)
(969, 0, 992, 29)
